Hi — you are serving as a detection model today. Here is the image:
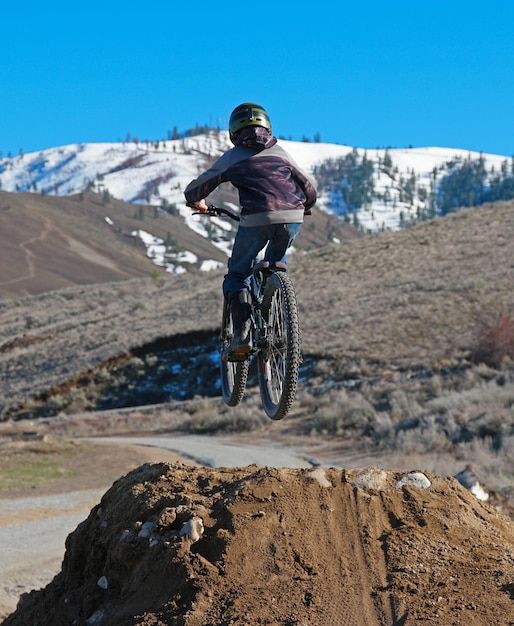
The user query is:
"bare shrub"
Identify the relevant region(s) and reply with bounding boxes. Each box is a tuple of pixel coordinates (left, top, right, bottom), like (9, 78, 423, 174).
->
(394, 414, 455, 454)
(58, 388, 89, 414)
(301, 389, 377, 436)
(388, 388, 423, 421)
(46, 394, 67, 411)
(176, 394, 267, 434)
(473, 313, 514, 367)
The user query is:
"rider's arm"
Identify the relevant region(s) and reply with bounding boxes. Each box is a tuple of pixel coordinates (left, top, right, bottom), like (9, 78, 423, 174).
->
(291, 165, 317, 213)
(184, 151, 233, 207)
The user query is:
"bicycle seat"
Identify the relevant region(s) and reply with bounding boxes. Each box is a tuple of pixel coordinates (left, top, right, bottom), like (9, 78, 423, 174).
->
(253, 260, 287, 276)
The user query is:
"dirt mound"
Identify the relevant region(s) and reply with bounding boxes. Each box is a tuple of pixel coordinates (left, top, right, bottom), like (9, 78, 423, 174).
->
(4, 463, 514, 625)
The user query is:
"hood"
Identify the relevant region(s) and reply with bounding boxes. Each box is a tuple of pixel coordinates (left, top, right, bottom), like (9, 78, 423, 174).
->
(233, 126, 278, 151)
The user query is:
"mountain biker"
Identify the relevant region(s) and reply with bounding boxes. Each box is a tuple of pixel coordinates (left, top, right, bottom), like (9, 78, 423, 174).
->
(184, 102, 317, 358)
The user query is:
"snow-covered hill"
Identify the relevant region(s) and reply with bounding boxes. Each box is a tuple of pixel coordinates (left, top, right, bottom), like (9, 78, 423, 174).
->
(0, 131, 510, 235)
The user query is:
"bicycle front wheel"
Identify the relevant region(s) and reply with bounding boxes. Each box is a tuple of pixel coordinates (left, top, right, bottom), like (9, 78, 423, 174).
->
(257, 272, 301, 420)
(220, 300, 249, 407)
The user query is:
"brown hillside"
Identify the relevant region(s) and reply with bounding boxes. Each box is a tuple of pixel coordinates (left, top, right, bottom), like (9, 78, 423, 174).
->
(0, 190, 360, 298)
(0, 190, 227, 298)
(1, 200, 512, 420)
(293, 199, 514, 368)
(4, 463, 514, 625)
(0, 190, 151, 296)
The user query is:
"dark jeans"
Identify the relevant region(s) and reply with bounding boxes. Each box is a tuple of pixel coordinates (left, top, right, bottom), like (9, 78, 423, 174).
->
(223, 223, 301, 303)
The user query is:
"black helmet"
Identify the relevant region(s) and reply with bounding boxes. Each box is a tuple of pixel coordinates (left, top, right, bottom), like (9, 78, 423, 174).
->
(229, 102, 272, 142)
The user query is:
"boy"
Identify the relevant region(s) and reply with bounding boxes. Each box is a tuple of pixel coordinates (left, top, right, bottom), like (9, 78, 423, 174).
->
(185, 102, 317, 358)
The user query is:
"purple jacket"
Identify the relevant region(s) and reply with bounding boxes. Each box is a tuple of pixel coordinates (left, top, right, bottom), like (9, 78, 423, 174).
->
(184, 127, 317, 227)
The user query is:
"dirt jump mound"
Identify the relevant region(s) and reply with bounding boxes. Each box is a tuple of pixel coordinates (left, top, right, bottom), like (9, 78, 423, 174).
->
(4, 463, 514, 625)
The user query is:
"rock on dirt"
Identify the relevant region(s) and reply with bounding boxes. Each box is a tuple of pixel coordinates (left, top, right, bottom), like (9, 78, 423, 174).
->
(4, 462, 514, 626)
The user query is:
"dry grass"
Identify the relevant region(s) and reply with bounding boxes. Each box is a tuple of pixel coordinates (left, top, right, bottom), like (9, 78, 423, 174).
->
(0, 439, 86, 490)
(293, 200, 514, 369)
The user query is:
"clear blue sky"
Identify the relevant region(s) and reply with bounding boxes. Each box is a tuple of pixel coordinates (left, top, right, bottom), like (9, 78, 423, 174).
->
(2, 0, 513, 157)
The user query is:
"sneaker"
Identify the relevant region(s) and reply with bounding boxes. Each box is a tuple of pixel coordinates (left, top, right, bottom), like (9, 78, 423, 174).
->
(225, 321, 252, 361)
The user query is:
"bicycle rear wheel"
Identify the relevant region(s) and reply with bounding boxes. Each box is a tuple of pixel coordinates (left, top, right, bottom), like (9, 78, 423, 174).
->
(257, 272, 301, 420)
(220, 300, 249, 406)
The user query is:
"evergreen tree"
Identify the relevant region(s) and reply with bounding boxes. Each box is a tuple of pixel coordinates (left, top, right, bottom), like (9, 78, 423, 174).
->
(312, 149, 375, 213)
(102, 189, 111, 204)
(435, 154, 514, 213)
(437, 156, 487, 214)
(383, 149, 393, 171)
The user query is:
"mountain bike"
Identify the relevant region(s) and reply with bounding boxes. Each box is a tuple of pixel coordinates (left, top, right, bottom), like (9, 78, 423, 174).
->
(194, 205, 302, 420)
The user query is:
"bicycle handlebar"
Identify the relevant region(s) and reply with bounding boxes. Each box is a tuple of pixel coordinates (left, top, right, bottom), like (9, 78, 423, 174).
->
(189, 203, 240, 222)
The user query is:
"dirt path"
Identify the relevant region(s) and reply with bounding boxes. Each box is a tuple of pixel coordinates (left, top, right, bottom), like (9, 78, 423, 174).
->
(0, 489, 103, 616)
(89, 435, 317, 468)
(0, 215, 53, 287)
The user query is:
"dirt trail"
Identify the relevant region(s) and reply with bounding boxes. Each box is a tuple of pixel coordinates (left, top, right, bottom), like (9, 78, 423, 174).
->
(0, 489, 103, 619)
(4, 463, 514, 626)
(0, 215, 53, 287)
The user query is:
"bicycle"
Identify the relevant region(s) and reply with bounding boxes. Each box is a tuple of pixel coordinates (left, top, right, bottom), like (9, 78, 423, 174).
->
(193, 204, 302, 420)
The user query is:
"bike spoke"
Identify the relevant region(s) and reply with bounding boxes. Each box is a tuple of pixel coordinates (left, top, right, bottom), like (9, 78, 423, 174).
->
(266, 291, 286, 401)
(257, 273, 301, 420)
(220, 301, 248, 406)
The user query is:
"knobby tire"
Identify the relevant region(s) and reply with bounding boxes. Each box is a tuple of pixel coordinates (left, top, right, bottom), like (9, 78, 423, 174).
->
(257, 272, 301, 420)
(220, 300, 249, 406)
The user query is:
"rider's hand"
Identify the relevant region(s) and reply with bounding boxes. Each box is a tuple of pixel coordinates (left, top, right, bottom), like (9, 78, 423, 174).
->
(193, 199, 208, 213)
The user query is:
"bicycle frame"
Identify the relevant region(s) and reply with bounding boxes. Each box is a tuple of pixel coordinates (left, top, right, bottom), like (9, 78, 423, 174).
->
(248, 261, 288, 357)
(250, 269, 267, 354)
